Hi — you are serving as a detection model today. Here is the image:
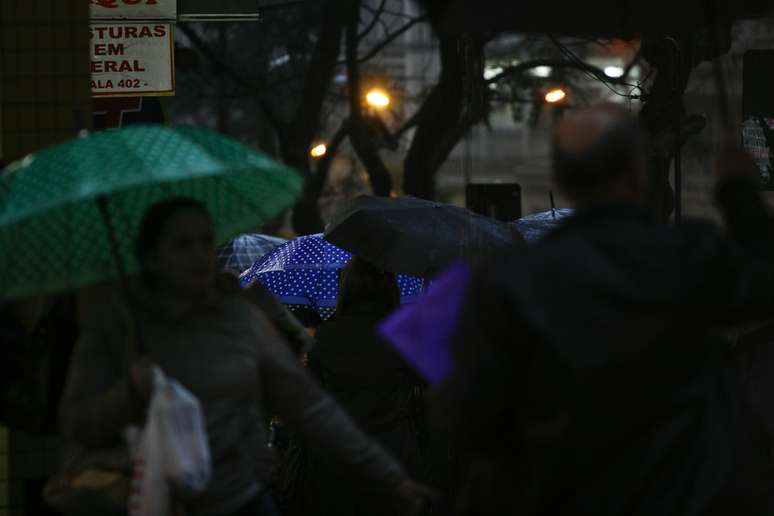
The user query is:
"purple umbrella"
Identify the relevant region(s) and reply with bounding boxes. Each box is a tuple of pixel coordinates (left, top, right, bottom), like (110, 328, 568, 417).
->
(378, 262, 473, 384)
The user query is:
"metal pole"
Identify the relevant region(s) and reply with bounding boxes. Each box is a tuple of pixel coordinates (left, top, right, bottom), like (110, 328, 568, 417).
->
(464, 130, 472, 187)
(675, 136, 682, 223)
(664, 37, 683, 224)
(703, 0, 731, 129)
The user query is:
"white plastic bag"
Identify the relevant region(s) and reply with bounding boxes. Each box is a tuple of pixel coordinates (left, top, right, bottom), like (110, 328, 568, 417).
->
(127, 367, 211, 516)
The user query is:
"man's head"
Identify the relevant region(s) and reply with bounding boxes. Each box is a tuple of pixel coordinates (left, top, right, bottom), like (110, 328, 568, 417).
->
(553, 103, 648, 208)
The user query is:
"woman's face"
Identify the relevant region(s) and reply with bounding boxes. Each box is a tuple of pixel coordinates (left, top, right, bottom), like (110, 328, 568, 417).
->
(144, 209, 217, 296)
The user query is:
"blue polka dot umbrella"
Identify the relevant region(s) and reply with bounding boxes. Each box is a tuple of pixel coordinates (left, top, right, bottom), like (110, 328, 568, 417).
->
(240, 234, 424, 320)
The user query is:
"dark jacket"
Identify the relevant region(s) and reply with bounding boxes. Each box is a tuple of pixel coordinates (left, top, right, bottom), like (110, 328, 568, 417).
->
(60, 278, 408, 516)
(292, 305, 422, 516)
(312, 307, 420, 435)
(444, 177, 774, 516)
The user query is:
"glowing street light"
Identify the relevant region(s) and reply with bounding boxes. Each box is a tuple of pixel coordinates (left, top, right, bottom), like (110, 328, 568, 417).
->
(545, 88, 567, 104)
(310, 143, 327, 158)
(604, 66, 625, 78)
(531, 65, 553, 78)
(365, 89, 390, 109)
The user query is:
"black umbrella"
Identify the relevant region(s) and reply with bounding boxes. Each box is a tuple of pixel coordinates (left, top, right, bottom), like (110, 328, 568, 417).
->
(324, 195, 525, 277)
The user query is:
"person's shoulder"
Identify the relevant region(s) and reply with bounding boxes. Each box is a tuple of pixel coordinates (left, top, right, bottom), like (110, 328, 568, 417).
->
(214, 273, 259, 309)
(215, 272, 243, 294)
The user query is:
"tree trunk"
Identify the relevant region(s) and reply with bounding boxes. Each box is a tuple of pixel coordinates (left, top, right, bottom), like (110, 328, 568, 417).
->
(639, 36, 694, 222)
(345, 0, 393, 196)
(292, 122, 350, 234)
(639, 25, 728, 223)
(403, 34, 485, 200)
(288, 0, 349, 234)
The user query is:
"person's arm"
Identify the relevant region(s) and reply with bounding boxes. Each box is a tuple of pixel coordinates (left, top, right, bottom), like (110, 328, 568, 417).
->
(242, 281, 315, 355)
(58, 312, 144, 447)
(252, 307, 435, 513)
(256, 311, 404, 482)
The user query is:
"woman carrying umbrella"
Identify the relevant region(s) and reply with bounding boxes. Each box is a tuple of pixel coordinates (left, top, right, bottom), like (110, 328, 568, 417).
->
(283, 257, 425, 516)
(58, 198, 434, 516)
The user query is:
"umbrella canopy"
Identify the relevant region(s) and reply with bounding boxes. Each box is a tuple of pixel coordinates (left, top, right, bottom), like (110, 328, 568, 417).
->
(0, 125, 302, 299)
(240, 233, 424, 320)
(440, 0, 773, 39)
(324, 195, 524, 277)
(512, 208, 574, 243)
(217, 233, 287, 275)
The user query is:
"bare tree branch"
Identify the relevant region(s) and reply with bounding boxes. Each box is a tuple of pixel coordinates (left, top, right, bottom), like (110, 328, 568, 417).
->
(394, 109, 423, 139)
(396, 56, 629, 140)
(315, 120, 351, 179)
(337, 14, 430, 65)
(485, 58, 632, 85)
(345, 0, 392, 196)
(358, 15, 429, 62)
(291, 120, 351, 234)
(362, 4, 416, 19)
(489, 92, 533, 104)
(177, 23, 286, 141)
(358, 0, 387, 40)
(282, 0, 348, 177)
(403, 34, 485, 199)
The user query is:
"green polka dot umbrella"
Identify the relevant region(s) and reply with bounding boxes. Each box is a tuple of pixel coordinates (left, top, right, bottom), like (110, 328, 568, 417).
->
(0, 125, 302, 299)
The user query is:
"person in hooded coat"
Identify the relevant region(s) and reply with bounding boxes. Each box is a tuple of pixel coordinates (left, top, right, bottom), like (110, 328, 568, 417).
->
(286, 257, 425, 516)
(439, 104, 774, 516)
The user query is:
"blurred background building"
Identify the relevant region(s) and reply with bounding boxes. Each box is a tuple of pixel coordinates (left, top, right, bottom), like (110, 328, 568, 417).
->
(165, 2, 774, 226)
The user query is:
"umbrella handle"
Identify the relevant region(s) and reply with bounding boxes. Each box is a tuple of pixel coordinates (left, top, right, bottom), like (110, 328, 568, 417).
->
(96, 196, 146, 356)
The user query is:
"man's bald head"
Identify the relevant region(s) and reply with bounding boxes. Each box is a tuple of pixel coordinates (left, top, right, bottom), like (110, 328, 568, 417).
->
(553, 104, 647, 206)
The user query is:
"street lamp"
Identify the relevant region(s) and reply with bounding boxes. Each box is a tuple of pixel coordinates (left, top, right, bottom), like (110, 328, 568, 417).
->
(545, 88, 567, 104)
(604, 66, 625, 78)
(365, 88, 390, 109)
(532, 66, 552, 78)
(310, 143, 327, 158)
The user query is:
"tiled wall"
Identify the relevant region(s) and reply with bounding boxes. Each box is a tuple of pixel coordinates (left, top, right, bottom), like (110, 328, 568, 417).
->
(0, 0, 91, 164)
(0, 427, 8, 516)
(0, 1, 90, 511)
